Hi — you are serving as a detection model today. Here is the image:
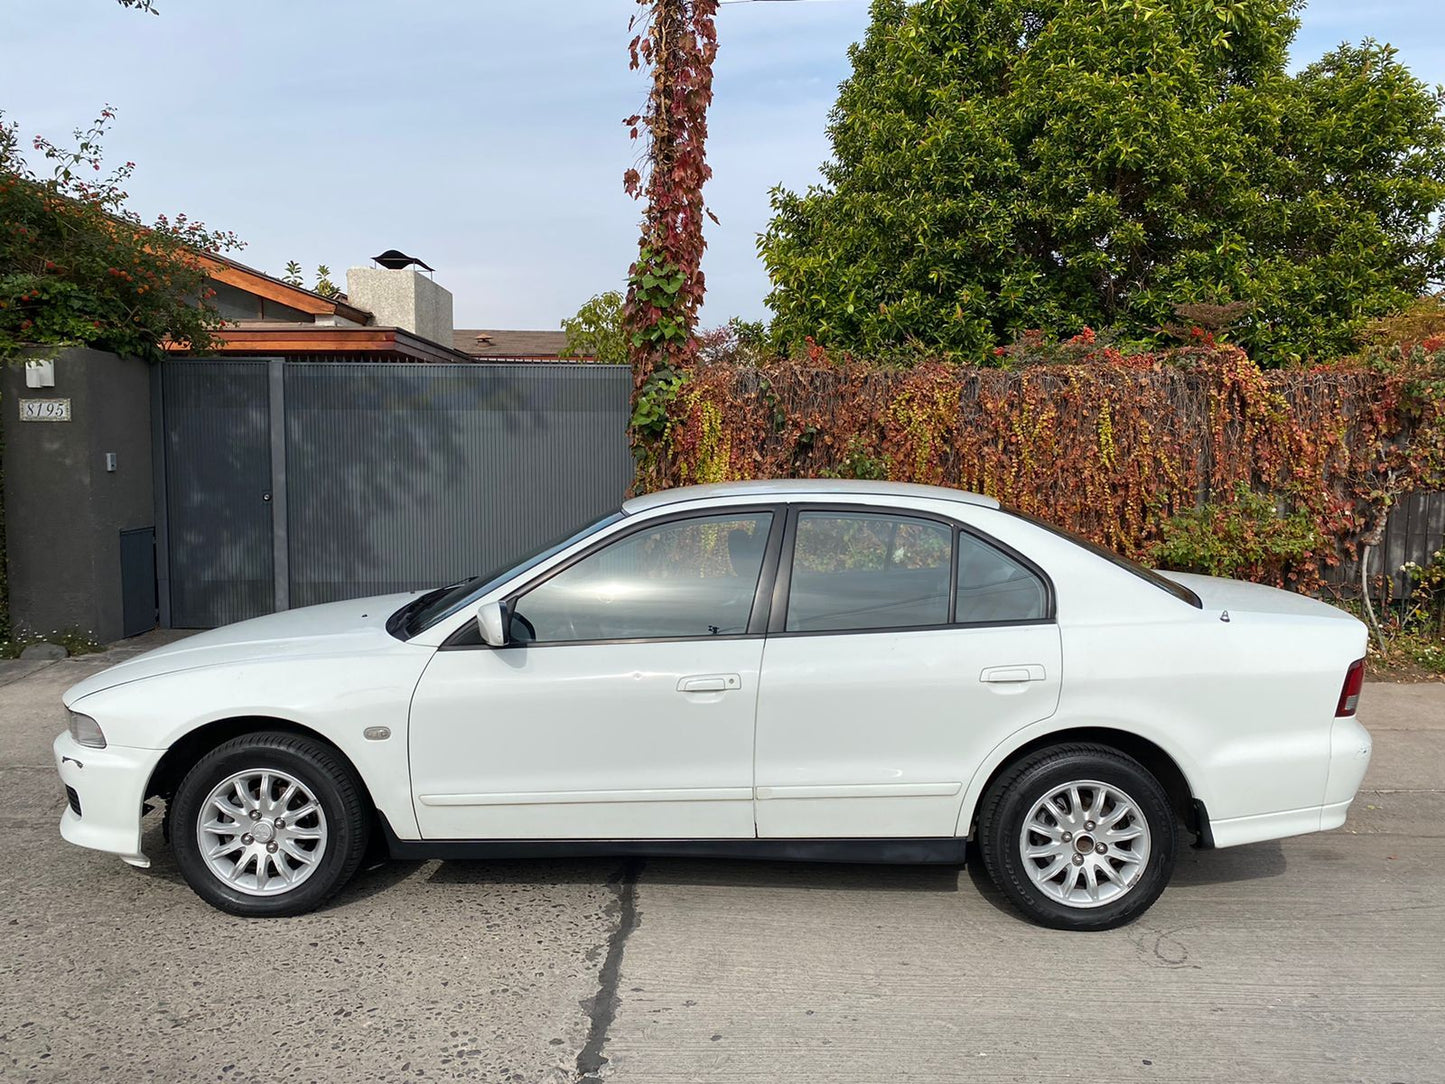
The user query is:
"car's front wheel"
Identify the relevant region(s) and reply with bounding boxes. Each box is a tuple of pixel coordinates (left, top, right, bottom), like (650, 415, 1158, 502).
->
(170, 731, 370, 917)
(977, 744, 1177, 931)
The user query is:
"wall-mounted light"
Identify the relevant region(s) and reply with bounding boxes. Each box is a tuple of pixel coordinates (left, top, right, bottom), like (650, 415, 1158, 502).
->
(25, 359, 55, 388)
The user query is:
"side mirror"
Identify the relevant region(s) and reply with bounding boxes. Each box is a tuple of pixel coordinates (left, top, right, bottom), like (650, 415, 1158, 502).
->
(475, 600, 508, 647)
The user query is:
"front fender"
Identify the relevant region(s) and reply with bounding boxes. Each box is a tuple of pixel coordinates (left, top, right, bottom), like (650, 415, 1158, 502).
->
(67, 647, 433, 841)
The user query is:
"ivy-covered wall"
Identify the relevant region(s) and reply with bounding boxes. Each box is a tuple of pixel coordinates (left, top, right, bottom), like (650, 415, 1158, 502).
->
(638, 346, 1445, 589)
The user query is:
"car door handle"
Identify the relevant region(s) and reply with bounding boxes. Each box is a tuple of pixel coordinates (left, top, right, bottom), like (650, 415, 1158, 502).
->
(980, 665, 1046, 684)
(677, 674, 742, 694)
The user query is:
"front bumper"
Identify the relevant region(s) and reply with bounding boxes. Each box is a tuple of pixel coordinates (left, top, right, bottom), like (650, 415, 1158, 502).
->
(53, 732, 165, 868)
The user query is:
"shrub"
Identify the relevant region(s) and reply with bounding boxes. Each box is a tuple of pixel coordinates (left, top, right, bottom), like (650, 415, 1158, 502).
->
(1149, 484, 1323, 585)
(0, 106, 241, 363)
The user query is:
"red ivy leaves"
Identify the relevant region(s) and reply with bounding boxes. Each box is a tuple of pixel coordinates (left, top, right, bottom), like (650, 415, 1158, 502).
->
(622, 0, 719, 389)
(639, 347, 1445, 589)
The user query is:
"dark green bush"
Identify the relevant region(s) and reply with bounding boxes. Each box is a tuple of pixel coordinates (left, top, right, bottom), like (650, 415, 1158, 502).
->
(1150, 484, 1323, 584)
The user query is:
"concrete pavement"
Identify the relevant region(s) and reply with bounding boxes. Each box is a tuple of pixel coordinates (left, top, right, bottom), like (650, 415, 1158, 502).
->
(1, 640, 1441, 1083)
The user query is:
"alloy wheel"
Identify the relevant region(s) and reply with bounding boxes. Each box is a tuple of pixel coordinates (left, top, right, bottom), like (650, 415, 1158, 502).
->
(195, 769, 329, 896)
(1018, 779, 1152, 908)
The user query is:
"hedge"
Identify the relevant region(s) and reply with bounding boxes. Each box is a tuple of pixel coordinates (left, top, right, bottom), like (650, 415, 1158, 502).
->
(638, 345, 1445, 590)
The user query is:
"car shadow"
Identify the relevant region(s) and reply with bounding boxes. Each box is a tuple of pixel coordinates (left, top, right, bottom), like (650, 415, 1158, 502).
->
(423, 856, 624, 888)
(959, 841, 1289, 920)
(626, 857, 965, 893)
(133, 810, 1286, 911)
(1171, 839, 1287, 886)
(415, 838, 1285, 897)
(421, 855, 965, 894)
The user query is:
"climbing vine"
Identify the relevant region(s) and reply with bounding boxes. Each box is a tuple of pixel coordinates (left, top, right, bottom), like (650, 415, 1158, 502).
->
(622, 0, 719, 466)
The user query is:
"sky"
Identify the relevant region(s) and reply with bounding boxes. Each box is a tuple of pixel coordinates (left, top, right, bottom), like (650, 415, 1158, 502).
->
(2, 0, 1442, 332)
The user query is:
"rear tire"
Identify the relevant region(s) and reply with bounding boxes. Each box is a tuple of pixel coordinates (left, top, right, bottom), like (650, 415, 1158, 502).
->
(171, 731, 370, 917)
(977, 743, 1177, 931)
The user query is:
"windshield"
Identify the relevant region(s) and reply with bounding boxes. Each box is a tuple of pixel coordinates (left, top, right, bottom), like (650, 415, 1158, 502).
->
(387, 510, 625, 640)
(1006, 510, 1203, 609)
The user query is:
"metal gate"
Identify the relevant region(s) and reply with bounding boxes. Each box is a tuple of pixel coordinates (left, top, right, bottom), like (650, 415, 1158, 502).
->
(155, 359, 634, 629)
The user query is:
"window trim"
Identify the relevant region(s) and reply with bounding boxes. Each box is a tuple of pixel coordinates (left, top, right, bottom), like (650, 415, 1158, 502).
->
(767, 503, 1056, 638)
(441, 504, 787, 650)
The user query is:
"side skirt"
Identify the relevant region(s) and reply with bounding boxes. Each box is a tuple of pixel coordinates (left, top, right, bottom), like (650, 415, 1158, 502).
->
(378, 819, 967, 866)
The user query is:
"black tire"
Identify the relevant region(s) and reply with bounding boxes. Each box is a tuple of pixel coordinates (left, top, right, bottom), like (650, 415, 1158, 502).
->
(976, 743, 1177, 931)
(170, 731, 370, 917)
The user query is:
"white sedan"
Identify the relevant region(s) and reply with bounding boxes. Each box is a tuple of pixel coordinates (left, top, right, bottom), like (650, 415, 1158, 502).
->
(55, 480, 1373, 930)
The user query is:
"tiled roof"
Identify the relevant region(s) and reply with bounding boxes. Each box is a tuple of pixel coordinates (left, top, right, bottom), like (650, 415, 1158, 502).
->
(453, 329, 582, 359)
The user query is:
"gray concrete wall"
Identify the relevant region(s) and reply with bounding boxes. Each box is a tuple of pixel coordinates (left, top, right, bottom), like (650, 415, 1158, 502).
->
(2, 348, 155, 642)
(344, 267, 453, 347)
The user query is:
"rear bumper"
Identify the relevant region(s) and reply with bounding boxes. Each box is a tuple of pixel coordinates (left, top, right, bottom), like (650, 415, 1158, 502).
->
(1323, 715, 1373, 806)
(53, 732, 163, 868)
(1208, 716, 1372, 848)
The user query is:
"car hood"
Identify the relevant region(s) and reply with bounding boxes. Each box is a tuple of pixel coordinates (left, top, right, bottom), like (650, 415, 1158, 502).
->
(1160, 572, 1358, 622)
(64, 592, 421, 704)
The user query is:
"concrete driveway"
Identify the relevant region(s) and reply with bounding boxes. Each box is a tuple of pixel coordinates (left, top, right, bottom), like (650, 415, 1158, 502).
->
(1, 640, 1441, 1083)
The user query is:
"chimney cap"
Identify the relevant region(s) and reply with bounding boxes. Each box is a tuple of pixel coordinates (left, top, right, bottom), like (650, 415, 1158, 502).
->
(372, 249, 435, 272)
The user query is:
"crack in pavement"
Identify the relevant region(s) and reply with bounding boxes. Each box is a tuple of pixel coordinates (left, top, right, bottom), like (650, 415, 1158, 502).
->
(0, 658, 63, 688)
(576, 858, 644, 1082)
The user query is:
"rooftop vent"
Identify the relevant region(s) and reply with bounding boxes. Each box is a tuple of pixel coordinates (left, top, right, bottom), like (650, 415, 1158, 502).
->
(371, 249, 435, 273)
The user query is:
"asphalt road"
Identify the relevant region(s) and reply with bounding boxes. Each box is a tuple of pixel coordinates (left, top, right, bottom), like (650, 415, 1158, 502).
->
(2, 640, 1441, 1083)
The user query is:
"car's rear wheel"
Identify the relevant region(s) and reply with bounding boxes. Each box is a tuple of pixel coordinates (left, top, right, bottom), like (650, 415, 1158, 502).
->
(977, 744, 1177, 931)
(171, 731, 369, 917)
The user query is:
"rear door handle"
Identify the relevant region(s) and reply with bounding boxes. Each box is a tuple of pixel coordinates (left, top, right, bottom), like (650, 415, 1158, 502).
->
(678, 673, 742, 694)
(980, 665, 1046, 684)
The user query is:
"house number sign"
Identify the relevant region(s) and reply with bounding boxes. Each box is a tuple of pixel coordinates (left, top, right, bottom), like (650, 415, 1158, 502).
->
(19, 398, 72, 422)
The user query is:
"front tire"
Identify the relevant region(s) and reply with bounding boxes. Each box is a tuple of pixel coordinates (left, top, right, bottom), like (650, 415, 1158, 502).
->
(977, 744, 1177, 931)
(171, 731, 370, 917)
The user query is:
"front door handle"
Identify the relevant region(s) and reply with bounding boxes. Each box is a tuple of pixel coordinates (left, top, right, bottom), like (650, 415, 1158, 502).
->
(980, 664, 1046, 684)
(678, 673, 742, 694)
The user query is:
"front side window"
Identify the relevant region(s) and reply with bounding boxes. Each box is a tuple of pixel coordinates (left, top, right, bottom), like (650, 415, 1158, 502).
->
(785, 512, 952, 632)
(391, 511, 624, 639)
(512, 513, 773, 643)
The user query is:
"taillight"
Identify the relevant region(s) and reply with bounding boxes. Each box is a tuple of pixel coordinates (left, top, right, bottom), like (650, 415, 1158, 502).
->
(1336, 658, 1365, 717)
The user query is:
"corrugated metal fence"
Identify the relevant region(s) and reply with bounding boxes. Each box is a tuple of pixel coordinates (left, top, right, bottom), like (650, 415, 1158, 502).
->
(1367, 490, 1445, 600)
(157, 359, 634, 628)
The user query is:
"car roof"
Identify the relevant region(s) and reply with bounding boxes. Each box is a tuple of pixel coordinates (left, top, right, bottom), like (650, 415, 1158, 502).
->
(622, 479, 1000, 514)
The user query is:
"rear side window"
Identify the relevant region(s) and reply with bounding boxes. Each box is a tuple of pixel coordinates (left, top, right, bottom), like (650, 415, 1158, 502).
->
(786, 512, 952, 632)
(956, 532, 1048, 623)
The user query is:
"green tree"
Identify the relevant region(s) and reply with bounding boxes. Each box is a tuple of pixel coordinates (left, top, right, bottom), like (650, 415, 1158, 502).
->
(560, 290, 628, 364)
(0, 107, 242, 362)
(760, 0, 1445, 365)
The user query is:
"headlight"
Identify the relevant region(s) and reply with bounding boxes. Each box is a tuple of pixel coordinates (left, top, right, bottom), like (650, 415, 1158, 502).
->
(68, 711, 106, 749)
